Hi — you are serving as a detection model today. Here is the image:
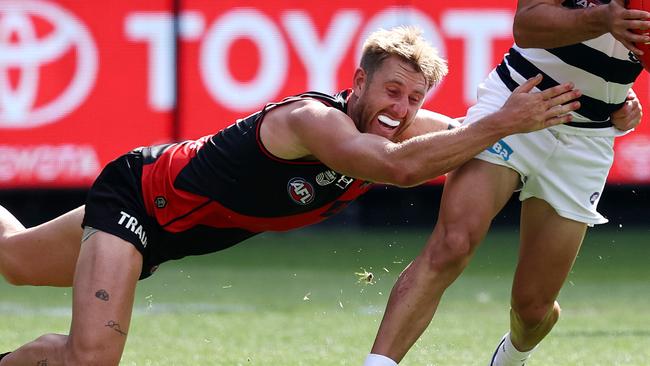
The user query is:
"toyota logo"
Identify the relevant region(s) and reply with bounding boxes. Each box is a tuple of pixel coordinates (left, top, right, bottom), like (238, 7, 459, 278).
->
(0, 0, 97, 128)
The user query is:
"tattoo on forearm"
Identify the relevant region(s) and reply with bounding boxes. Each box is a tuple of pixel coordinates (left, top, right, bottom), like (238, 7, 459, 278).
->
(36, 359, 48, 366)
(105, 320, 127, 336)
(95, 289, 109, 301)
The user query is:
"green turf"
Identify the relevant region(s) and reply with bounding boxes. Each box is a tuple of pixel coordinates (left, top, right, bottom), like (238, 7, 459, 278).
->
(1, 227, 649, 365)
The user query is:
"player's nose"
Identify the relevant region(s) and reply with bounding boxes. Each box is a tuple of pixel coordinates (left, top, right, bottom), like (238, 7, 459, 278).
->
(390, 97, 408, 118)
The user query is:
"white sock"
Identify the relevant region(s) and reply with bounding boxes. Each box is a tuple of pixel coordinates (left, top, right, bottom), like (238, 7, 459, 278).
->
(489, 333, 535, 366)
(364, 353, 398, 366)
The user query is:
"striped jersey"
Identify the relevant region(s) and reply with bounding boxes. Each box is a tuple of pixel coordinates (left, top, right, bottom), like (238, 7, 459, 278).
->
(496, 0, 643, 136)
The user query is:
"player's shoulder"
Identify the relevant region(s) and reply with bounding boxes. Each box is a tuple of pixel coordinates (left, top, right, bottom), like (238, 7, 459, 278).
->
(264, 90, 353, 136)
(287, 97, 348, 122)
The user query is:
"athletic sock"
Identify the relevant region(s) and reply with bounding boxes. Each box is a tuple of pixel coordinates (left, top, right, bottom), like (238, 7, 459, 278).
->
(364, 353, 398, 366)
(489, 333, 535, 366)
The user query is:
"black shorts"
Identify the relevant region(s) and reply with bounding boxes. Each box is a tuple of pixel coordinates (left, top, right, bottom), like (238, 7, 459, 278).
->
(82, 148, 257, 280)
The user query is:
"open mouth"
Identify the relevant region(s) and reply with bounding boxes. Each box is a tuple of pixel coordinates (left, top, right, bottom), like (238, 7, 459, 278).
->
(378, 114, 400, 129)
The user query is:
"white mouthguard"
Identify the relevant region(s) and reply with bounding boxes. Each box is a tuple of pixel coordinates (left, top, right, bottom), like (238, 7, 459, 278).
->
(378, 115, 400, 127)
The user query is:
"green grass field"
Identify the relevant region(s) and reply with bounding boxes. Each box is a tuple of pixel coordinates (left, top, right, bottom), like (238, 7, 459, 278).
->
(1, 227, 649, 365)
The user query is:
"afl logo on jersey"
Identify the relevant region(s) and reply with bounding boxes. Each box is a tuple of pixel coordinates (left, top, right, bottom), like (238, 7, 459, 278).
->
(287, 177, 315, 205)
(567, 0, 603, 8)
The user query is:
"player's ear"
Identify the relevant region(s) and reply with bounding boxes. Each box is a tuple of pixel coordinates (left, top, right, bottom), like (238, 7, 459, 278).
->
(352, 67, 367, 95)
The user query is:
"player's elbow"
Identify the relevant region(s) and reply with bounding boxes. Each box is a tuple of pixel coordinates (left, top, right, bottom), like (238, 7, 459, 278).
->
(512, 25, 533, 48)
(511, 9, 537, 48)
(382, 162, 424, 187)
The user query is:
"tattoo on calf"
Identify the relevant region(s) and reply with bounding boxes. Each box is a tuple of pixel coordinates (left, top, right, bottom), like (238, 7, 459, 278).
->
(105, 320, 127, 336)
(95, 289, 109, 301)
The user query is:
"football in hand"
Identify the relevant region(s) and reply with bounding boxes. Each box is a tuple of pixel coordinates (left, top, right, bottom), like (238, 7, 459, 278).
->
(627, 0, 650, 70)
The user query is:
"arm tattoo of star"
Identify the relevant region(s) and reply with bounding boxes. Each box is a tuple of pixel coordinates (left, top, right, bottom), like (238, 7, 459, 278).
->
(95, 289, 109, 301)
(105, 320, 127, 336)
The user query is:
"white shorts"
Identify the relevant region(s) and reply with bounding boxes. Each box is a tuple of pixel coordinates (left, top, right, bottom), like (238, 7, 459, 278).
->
(465, 71, 615, 225)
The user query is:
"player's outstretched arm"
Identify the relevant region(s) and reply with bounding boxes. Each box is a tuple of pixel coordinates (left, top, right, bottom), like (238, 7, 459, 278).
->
(514, 0, 650, 53)
(285, 75, 580, 187)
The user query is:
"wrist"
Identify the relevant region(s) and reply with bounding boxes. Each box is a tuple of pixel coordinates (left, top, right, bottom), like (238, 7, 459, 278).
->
(588, 3, 613, 35)
(479, 110, 513, 139)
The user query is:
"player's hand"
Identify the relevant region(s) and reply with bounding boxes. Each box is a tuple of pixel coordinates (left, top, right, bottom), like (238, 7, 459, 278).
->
(498, 74, 581, 134)
(611, 89, 643, 131)
(607, 0, 650, 55)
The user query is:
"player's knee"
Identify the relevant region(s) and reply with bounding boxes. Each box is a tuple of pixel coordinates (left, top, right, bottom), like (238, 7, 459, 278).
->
(0, 252, 30, 286)
(65, 336, 122, 366)
(512, 299, 561, 329)
(439, 229, 474, 265)
(0, 268, 22, 286)
(0, 257, 24, 286)
(67, 351, 121, 366)
(25, 333, 67, 361)
(424, 226, 474, 276)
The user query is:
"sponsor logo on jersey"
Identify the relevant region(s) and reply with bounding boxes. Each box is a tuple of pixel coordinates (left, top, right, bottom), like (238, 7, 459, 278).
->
(154, 196, 167, 208)
(335, 175, 354, 189)
(117, 211, 148, 247)
(589, 192, 600, 205)
(316, 170, 337, 186)
(287, 177, 315, 205)
(487, 139, 513, 161)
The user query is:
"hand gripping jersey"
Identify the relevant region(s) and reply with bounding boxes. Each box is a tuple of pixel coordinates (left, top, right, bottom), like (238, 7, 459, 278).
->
(140, 89, 372, 234)
(496, 0, 642, 135)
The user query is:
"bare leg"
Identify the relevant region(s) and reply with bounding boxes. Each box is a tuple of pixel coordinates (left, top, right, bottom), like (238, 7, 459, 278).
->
(510, 197, 586, 350)
(370, 159, 520, 361)
(0, 205, 84, 286)
(1, 230, 143, 366)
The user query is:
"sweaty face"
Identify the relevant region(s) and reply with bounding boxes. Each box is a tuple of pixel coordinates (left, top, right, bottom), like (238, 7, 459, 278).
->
(352, 56, 428, 141)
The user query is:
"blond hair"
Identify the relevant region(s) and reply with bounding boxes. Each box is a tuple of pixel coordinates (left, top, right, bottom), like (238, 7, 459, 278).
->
(360, 26, 448, 90)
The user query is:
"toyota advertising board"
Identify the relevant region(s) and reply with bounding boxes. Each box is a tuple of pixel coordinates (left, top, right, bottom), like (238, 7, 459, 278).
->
(1, 0, 649, 188)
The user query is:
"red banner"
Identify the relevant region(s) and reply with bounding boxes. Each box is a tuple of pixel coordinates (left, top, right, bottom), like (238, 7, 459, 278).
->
(0, 0, 648, 188)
